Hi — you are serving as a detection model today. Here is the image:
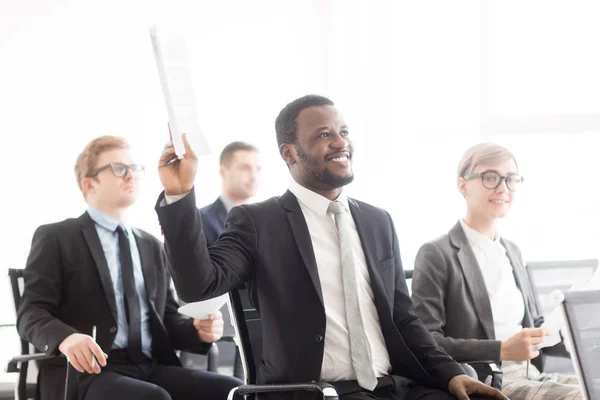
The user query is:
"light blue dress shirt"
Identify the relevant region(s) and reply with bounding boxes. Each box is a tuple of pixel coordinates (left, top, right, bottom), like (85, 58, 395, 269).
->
(87, 208, 152, 358)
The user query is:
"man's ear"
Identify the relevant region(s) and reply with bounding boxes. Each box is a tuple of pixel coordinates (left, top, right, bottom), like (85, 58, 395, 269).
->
(81, 177, 96, 198)
(219, 165, 226, 179)
(279, 144, 296, 166)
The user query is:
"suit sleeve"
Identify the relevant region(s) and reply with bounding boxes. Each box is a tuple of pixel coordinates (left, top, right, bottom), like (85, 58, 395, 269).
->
(412, 242, 501, 362)
(156, 190, 255, 303)
(387, 215, 466, 390)
(17, 225, 79, 356)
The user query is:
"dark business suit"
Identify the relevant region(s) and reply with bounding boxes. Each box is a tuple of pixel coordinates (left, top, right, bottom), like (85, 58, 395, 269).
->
(17, 212, 239, 400)
(200, 197, 228, 247)
(156, 190, 473, 399)
(411, 222, 569, 372)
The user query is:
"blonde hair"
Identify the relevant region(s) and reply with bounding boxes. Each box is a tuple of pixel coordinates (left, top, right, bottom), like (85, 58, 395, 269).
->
(75, 135, 130, 198)
(457, 142, 517, 178)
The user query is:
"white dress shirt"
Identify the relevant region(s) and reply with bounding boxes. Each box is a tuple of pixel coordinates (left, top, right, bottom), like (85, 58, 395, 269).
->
(459, 220, 525, 341)
(289, 181, 391, 381)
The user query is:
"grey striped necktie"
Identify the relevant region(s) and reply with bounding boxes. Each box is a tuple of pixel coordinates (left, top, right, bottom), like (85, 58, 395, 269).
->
(328, 201, 378, 391)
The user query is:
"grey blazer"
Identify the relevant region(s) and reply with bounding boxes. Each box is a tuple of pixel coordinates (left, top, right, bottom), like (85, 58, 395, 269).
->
(411, 221, 565, 369)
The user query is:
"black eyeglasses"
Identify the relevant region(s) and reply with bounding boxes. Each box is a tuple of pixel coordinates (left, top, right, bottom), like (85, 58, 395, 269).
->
(86, 163, 145, 178)
(463, 170, 524, 191)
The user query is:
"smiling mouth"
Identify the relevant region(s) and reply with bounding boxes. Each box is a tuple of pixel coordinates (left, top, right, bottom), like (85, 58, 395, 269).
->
(490, 199, 508, 204)
(326, 152, 351, 163)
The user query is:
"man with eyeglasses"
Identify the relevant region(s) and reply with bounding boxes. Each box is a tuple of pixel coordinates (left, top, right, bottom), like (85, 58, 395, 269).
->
(17, 136, 242, 400)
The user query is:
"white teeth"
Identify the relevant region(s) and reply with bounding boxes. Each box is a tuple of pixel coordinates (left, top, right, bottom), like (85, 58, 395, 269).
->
(331, 156, 348, 162)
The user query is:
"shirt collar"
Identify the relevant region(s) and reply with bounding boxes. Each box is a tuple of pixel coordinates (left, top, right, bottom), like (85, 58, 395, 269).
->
(219, 195, 237, 213)
(459, 219, 504, 254)
(87, 207, 132, 235)
(288, 180, 350, 217)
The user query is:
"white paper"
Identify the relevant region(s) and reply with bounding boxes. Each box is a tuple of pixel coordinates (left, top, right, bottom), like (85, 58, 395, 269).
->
(539, 290, 565, 348)
(178, 294, 229, 320)
(150, 25, 210, 157)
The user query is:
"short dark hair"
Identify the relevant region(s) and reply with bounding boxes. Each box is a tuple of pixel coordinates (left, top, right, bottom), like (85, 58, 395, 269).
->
(219, 141, 258, 167)
(275, 95, 334, 147)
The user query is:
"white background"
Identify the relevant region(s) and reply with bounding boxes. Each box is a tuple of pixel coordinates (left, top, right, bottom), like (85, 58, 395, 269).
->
(1, 0, 599, 378)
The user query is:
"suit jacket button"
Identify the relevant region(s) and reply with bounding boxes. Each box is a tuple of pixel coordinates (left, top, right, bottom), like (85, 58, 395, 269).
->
(44, 345, 49, 351)
(315, 334, 324, 343)
(109, 326, 117, 333)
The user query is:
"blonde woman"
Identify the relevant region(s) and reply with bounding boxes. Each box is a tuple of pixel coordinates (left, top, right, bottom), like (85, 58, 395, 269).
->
(411, 143, 581, 400)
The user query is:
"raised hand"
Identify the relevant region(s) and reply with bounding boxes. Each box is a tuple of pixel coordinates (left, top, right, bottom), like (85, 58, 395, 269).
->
(158, 133, 198, 196)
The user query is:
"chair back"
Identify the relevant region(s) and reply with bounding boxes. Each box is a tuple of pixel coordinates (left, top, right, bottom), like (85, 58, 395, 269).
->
(228, 287, 262, 386)
(8, 268, 37, 399)
(526, 259, 599, 315)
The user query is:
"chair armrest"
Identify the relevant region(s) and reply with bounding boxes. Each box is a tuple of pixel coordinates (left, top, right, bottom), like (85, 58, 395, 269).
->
(463, 360, 503, 390)
(228, 382, 338, 400)
(6, 353, 60, 373)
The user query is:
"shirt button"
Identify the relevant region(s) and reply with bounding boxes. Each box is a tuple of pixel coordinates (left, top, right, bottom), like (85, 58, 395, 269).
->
(109, 326, 117, 333)
(315, 334, 324, 343)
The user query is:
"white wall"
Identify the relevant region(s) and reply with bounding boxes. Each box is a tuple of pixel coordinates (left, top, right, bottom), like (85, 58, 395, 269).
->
(1, 0, 599, 363)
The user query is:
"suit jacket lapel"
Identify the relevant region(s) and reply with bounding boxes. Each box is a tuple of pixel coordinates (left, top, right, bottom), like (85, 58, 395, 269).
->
(214, 198, 228, 227)
(79, 212, 118, 321)
(348, 199, 392, 313)
(281, 190, 324, 307)
(450, 222, 496, 339)
(133, 229, 158, 304)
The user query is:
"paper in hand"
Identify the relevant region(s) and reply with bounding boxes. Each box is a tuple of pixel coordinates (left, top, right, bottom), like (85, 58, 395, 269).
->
(178, 294, 229, 320)
(150, 25, 210, 158)
(539, 290, 565, 349)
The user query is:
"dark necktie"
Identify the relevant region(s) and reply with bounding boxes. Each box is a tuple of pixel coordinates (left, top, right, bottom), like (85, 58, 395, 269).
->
(117, 226, 145, 363)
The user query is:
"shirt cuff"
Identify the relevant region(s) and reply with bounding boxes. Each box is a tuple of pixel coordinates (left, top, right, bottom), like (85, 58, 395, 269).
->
(163, 191, 191, 206)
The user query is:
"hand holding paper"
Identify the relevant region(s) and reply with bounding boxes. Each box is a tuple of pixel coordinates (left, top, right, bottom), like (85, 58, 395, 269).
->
(193, 311, 224, 343)
(158, 134, 198, 196)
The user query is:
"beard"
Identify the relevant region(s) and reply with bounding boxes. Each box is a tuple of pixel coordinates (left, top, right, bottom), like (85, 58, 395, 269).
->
(296, 145, 354, 190)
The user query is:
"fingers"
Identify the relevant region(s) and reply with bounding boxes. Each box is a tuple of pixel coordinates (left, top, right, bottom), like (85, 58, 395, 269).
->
(66, 352, 85, 373)
(530, 335, 545, 345)
(74, 348, 96, 374)
(523, 327, 547, 337)
(470, 383, 509, 400)
(159, 143, 176, 165)
(181, 133, 197, 161)
(454, 389, 469, 400)
(90, 341, 108, 367)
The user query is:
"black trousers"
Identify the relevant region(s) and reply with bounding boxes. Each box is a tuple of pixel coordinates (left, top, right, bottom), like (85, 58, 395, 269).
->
(333, 376, 495, 400)
(80, 351, 242, 400)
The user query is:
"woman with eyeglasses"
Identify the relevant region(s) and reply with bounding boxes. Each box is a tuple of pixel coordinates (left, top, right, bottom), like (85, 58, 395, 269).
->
(411, 143, 581, 399)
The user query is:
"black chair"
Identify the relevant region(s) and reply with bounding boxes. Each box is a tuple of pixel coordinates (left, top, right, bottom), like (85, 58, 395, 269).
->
(6, 268, 75, 400)
(226, 287, 338, 399)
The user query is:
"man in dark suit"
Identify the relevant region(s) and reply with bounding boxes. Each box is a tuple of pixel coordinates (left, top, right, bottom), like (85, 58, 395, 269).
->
(200, 141, 260, 246)
(17, 136, 241, 400)
(155, 95, 507, 400)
